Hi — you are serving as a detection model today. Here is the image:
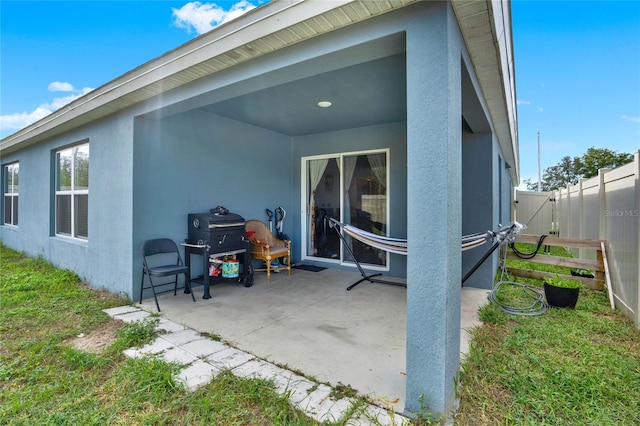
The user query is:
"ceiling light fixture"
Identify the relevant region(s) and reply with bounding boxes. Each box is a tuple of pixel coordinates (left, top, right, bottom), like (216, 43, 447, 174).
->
(317, 101, 332, 108)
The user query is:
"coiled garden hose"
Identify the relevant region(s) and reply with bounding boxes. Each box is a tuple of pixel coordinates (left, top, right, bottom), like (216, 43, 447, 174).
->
(488, 247, 549, 316)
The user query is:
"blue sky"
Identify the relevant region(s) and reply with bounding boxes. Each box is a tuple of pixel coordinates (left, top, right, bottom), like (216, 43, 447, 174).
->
(513, 0, 640, 186)
(1, 1, 639, 186)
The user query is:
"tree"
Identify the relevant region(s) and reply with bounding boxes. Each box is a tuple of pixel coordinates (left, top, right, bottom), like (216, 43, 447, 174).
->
(578, 147, 634, 178)
(525, 156, 583, 191)
(523, 147, 633, 192)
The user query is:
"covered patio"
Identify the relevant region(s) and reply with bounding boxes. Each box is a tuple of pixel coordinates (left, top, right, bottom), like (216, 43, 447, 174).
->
(138, 268, 490, 413)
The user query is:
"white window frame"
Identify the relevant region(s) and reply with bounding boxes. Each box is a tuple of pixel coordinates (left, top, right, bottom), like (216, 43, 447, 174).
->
(300, 148, 390, 270)
(3, 162, 19, 226)
(55, 143, 89, 240)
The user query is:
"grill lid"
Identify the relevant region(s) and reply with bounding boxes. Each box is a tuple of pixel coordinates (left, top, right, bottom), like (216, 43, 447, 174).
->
(189, 212, 245, 231)
(209, 222, 245, 229)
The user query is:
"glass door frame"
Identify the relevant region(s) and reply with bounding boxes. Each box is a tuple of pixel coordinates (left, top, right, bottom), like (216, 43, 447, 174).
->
(300, 148, 390, 271)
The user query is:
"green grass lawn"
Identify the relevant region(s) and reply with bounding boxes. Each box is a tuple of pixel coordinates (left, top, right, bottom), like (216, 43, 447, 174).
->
(0, 245, 323, 425)
(456, 244, 640, 425)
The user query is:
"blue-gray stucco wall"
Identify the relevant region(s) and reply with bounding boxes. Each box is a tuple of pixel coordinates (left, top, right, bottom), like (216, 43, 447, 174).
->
(0, 112, 135, 296)
(462, 132, 499, 289)
(132, 111, 293, 298)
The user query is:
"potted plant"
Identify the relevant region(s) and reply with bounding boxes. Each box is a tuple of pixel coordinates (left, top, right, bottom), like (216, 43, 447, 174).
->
(543, 275, 583, 309)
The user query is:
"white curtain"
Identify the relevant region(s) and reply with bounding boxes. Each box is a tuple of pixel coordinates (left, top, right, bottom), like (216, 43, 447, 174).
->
(342, 156, 358, 225)
(367, 153, 386, 189)
(308, 159, 329, 255)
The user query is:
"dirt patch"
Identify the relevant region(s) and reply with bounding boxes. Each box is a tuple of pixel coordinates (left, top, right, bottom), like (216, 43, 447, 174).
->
(65, 320, 124, 354)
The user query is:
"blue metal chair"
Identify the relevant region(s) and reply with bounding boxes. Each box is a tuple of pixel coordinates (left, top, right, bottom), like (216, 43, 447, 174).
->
(140, 238, 194, 311)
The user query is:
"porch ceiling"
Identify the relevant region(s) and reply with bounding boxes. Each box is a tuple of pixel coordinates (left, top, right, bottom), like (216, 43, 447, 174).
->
(199, 53, 407, 136)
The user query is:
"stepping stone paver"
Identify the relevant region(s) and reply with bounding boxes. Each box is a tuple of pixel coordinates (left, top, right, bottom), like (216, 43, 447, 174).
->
(103, 306, 141, 317)
(162, 346, 199, 365)
(316, 396, 357, 423)
(181, 338, 229, 358)
(299, 383, 334, 420)
(124, 338, 174, 358)
(176, 360, 222, 391)
(117, 310, 152, 323)
(155, 318, 187, 333)
(160, 328, 202, 346)
(206, 347, 254, 369)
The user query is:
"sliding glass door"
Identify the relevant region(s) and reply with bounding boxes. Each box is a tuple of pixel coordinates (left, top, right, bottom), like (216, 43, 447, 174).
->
(304, 150, 388, 268)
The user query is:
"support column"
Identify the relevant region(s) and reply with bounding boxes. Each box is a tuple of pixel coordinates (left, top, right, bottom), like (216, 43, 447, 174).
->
(405, 3, 462, 417)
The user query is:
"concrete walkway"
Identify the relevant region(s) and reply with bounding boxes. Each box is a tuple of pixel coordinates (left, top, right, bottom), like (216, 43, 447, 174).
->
(104, 305, 412, 425)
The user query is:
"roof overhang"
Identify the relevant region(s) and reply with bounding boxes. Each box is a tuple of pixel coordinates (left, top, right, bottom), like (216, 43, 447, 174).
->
(452, 0, 520, 183)
(1, 0, 519, 185)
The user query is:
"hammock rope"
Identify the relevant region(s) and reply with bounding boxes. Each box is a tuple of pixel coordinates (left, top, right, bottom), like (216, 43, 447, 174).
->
(328, 218, 523, 255)
(327, 218, 525, 290)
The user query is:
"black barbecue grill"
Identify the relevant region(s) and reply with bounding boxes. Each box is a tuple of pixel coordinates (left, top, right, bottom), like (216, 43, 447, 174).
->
(187, 212, 246, 249)
(184, 211, 253, 298)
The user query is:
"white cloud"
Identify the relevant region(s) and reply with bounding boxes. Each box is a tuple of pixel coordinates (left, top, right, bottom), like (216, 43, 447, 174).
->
(172, 1, 256, 35)
(0, 85, 94, 134)
(537, 106, 544, 112)
(48, 81, 75, 92)
(517, 100, 530, 105)
(621, 114, 640, 123)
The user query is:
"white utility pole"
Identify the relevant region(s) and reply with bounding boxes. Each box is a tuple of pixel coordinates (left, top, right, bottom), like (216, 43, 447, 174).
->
(537, 131, 541, 192)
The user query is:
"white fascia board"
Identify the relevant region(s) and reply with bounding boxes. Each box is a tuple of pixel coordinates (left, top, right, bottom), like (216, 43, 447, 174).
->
(452, 0, 520, 184)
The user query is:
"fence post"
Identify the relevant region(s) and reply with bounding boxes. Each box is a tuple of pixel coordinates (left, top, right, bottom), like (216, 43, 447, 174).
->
(579, 179, 585, 258)
(564, 187, 570, 239)
(558, 189, 564, 237)
(598, 168, 610, 242)
(634, 152, 640, 328)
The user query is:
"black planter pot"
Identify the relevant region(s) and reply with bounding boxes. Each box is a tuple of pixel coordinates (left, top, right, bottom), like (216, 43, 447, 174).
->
(571, 270, 595, 279)
(544, 283, 580, 308)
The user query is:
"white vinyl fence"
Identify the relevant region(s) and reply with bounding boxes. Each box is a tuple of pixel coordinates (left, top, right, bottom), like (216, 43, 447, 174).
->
(514, 190, 554, 237)
(516, 151, 640, 328)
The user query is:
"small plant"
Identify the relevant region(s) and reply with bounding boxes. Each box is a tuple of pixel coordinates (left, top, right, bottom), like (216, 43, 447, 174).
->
(544, 275, 583, 289)
(114, 318, 159, 349)
(329, 381, 358, 400)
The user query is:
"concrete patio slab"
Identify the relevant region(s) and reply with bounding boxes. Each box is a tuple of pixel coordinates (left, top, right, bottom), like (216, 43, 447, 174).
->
(136, 267, 489, 414)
